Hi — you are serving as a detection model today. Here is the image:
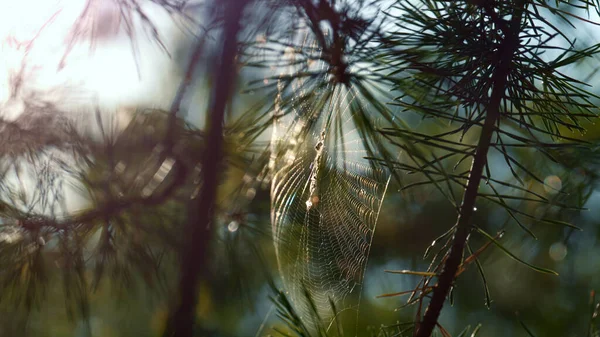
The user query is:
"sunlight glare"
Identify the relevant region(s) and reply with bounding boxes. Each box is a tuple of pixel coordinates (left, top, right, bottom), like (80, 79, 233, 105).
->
(0, 0, 182, 114)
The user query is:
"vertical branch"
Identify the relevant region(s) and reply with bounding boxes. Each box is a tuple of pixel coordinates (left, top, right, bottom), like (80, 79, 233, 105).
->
(165, 0, 248, 336)
(415, 2, 526, 337)
(164, 25, 209, 150)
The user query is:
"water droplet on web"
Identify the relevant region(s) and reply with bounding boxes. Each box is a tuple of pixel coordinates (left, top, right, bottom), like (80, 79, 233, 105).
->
(473, 206, 478, 211)
(228, 221, 239, 232)
(306, 199, 313, 209)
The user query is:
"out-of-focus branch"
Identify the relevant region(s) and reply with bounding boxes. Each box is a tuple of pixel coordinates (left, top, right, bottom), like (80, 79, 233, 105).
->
(12, 159, 188, 231)
(0, 110, 194, 233)
(59, 0, 200, 71)
(165, 0, 249, 335)
(165, 18, 213, 150)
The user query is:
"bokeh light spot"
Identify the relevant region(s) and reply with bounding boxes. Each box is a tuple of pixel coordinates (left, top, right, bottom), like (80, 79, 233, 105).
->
(543, 175, 562, 194)
(228, 220, 239, 232)
(549, 242, 567, 261)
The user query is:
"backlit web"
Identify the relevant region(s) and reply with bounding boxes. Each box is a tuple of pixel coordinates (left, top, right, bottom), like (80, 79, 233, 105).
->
(270, 77, 391, 325)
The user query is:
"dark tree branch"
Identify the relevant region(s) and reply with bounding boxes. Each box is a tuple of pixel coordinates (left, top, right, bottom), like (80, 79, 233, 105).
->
(164, 0, 249, 336)
(415, 1, 527, 337)
(164, 20, 211, 150)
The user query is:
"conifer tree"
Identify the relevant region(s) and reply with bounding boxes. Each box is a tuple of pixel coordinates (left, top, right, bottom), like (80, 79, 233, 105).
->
(2, 0, 600, 337)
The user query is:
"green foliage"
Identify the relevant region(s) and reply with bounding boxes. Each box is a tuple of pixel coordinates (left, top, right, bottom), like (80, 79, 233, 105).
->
(240, 0, 600, 336)
(4, 0, 600, 336)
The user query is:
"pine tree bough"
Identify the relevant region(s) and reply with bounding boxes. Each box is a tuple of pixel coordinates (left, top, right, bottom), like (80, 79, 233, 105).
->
(415, 2, 527, 337)
(165, 1, 248, 336)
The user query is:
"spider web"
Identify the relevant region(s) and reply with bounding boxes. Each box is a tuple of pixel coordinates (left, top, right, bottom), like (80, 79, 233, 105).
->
(270, 82, 391, 326)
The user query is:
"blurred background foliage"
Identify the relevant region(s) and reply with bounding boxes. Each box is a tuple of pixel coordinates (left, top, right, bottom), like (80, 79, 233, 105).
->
(2, 0, 600, 337)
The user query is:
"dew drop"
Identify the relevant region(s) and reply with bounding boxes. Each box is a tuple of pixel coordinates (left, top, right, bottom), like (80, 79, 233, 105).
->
(306, 199, 313, 209)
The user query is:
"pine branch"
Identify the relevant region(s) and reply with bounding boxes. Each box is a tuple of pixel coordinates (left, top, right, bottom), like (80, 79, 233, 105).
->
(415, 1, 527, 336)
(165, 16, 216, 150)
(164, 0, 249, 335)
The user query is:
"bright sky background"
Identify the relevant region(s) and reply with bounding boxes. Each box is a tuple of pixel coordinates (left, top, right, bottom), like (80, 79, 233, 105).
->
(0, 0, 196, 214)
(0, 0, 189, 121)
(1, 0, 598, 214)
